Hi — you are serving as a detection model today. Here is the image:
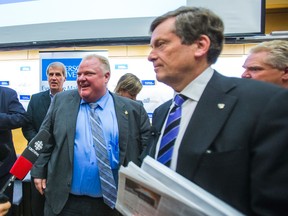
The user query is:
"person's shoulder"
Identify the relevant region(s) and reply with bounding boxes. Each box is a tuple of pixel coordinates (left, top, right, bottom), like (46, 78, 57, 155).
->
(233, 76, 283, 92)
(214, 71, 284, 93)
(0, 86, 17, 94)
(29, 90, 50, 102)
(136, 100, 144, 106)
(112, 92, 142, 107)
(55, 89, 79, 99)
(31, 90, 49, 97)
(61, 89, 78, 95)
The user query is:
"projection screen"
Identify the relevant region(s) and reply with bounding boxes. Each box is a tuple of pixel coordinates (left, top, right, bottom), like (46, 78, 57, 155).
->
(0, 0, 265, 49)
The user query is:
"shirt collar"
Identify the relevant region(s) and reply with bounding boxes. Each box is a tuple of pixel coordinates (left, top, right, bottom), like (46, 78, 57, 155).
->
(175, 67, 214, 102)
(80, 89, 110, 110)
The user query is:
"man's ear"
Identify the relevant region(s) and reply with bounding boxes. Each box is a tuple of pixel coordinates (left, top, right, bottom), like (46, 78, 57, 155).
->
(194, 35, 210, 58)
(104, 72, 110, 84)
(282, 67, 288, 80)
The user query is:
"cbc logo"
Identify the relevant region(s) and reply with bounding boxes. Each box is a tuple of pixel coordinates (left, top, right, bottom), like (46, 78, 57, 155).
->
(34, 141, 43, 151)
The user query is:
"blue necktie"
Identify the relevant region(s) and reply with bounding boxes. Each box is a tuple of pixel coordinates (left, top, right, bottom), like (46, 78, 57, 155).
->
(157, 94, 188, 166)
(89, 103, 117, 208)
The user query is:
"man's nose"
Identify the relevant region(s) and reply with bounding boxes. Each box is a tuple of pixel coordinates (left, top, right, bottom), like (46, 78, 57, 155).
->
(241, 70, 251, 78)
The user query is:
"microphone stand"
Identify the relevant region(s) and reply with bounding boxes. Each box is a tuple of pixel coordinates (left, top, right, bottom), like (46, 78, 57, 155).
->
(0, 175, 16, 194)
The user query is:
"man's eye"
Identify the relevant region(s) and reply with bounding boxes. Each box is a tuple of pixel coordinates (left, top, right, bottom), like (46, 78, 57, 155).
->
(248, 67, 262, 72)
(86, 72, 95, 76)
(77, 72, 95, 77)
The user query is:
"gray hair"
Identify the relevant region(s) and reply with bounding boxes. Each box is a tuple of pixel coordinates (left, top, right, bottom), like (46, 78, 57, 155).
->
(81, 54, 111, 74)
(46, 61, 67, 77)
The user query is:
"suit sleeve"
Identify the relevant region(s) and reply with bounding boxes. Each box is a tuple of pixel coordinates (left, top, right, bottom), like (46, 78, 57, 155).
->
(0, 88, 29, 130)
(22, 96, 38, 142)
(137, 105, 151, 163)
(251, 89, 288, 215)
(30, 97, 55, 179)
(139, 105, 151, 151)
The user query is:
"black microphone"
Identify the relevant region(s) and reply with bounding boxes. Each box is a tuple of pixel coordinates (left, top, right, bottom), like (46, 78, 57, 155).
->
(0, 129, 50, 194)
(0, 144, 11, 167)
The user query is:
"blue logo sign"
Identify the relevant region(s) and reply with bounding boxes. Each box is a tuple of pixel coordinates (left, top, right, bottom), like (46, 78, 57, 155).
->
(20, 95, 31, 100)
(42, 58, 82, 81)
(115, 64, 128, 70)
(0, 0, 37, 5)
(0, 81, 9, 86)
(142, 80, 155, 86)
(20, 66, 31, 71)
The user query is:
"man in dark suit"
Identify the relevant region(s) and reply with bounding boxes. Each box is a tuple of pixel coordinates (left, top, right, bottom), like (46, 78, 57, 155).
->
(22, 61, 66, 216)
(146, 6, 288, 216)
(0, 86, 29, 216)
(31, 54, 151, 216)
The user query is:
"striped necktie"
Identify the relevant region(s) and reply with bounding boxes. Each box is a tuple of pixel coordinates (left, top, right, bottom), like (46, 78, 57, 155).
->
(89, 103, 117, 208)
(157, 94, 188, 167)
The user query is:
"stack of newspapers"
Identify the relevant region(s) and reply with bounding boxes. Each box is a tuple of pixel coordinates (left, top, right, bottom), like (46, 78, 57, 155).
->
(116, 156, 244, 216)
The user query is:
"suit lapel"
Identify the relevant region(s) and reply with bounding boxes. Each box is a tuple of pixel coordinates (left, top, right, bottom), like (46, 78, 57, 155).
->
(42, 90, 51, 111)
(177, 72, 238, 179)
(149, 100, 171, 157)
(112, 93, 129, 165)
(66, 90, 81, 162)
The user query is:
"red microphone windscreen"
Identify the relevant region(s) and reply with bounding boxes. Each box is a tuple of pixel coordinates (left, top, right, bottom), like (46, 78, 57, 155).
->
(10, 155, 33, 180)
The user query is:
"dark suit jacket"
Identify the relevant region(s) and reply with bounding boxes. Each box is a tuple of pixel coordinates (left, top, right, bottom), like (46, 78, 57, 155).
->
(147, 71, 288, 216)
(22, 90, 51, 142)
(31, 89, 151, 214)
(0, 86, 29, 178)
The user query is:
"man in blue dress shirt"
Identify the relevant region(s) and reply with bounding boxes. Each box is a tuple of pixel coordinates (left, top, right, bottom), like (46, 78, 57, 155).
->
(31, 54, 151, 216)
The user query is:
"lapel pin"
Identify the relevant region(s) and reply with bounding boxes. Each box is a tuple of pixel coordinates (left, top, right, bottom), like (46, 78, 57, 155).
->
(124, 110, 128, 115)
(217, 103, 225, 109)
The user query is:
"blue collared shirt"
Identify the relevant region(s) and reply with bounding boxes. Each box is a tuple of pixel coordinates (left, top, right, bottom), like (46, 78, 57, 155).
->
(71, 90, 119, 197)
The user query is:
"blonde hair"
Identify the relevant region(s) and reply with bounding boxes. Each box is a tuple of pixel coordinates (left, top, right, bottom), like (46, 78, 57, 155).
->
(250, 40, 288, 70)
(114, 73, 142, 96)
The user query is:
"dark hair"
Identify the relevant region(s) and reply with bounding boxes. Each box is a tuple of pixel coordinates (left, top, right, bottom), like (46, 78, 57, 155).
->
(150, 6, 224, 64)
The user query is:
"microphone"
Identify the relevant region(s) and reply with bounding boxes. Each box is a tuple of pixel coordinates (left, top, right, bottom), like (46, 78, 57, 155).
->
(0, 129, 50, 194)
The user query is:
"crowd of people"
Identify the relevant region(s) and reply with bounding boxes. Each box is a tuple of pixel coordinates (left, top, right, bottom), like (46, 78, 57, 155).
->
(1, 6, 288, 216)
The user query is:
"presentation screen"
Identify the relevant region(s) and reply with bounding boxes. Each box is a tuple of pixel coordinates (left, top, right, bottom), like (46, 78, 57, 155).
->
(0, 0, 264, 48)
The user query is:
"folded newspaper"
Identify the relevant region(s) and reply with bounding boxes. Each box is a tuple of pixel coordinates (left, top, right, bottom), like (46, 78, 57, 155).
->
(116, 156, 244, 216)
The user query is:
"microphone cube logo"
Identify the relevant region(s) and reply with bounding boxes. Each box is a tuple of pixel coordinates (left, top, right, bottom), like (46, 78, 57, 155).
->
(34, 141, 43, 151)
(27, 140, 44, 157)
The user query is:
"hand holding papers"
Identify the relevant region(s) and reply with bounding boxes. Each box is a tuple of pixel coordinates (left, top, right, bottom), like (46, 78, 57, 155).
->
(116, 156, 244, 216)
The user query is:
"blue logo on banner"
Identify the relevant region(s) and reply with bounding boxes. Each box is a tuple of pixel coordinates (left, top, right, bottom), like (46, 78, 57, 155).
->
(115, 64, 128, 70)
(142, 80, 155, 86)
(20, 66, 31, 71)
(0, 81, 9, 86)
(20, 95, 31, 100)
(0, 0, 37, 5)
(42, 58, 82, 81)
